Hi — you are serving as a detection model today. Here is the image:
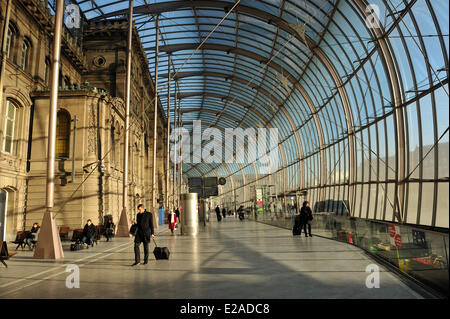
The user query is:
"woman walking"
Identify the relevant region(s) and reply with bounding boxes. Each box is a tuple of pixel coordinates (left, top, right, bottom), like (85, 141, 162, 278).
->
(168, 210, 177, 234)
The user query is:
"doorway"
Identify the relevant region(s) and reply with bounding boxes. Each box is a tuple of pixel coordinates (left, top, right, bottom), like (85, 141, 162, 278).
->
(0, 189, 6, 241)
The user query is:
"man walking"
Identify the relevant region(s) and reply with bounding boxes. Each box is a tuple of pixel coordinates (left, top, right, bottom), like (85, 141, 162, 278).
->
(215, 205, 222, 222)
(132, 204, 154, 266)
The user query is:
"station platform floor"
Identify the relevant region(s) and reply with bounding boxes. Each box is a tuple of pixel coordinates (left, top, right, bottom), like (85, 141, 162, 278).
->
(0, 217, 425, 299)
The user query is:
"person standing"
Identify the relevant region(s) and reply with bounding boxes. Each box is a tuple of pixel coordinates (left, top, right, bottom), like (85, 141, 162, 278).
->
(132, 204, 155, 266)
(299, 201, 313, 237)
(215, 205, 222, 222)
(104, 218, 115, 242)
(168, 209, 177, 234)
(175, 207, 180, 229)
(222, 207, 226, 220)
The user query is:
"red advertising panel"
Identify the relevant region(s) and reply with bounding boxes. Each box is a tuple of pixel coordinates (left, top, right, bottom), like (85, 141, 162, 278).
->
(394, 234, 402, 248)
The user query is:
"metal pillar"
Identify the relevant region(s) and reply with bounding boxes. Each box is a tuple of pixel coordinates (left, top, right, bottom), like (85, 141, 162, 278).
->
(178, 94, 182, 203)
(152, 16, 160, 221)
(165, 54, 171, 212)
(116, 0, 133, 237)
(33, 0, 64, 259)
(172, 80, 178, 209)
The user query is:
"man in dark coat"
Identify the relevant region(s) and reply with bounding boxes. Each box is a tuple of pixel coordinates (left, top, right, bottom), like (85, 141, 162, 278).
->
(215, 205, 222, 222)
(222, 207, 226, 219)
(132, 204, 155, 266)
(299, 201, 313, 237)
(81, 219, 96, 248)
(104, 219, 115, 242)
(175, 207, 180, 229)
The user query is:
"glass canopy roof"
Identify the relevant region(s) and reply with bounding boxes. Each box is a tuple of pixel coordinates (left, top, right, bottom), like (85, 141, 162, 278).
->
(56, 0, 449, 226)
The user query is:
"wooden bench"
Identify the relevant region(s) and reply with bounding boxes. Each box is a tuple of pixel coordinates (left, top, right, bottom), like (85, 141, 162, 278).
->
(59, 226, 70, 241)
(0, 241, 16, 268)
(11, 231, 30, 250)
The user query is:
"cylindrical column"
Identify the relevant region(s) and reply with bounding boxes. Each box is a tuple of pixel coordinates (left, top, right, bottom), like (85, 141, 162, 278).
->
(123, 0, 133, 214)
(33, 0, 65, 259)
(116, 0, 133, 236)
(178, 96, 182, 204)
(172, 80, 178, 209)
(45, 0, 65, 211)
(152, 16, 160, 223)
(180, 193, 199, 236)
(165, 54, 171, 211)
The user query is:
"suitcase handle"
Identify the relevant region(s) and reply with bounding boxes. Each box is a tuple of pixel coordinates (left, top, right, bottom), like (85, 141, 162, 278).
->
(152, 238, 158, 247)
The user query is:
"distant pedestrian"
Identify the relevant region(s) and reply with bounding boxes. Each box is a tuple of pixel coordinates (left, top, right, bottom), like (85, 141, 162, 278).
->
(132, 204, 154, 266)
(104, 218, 115, 242)
(215, 205, 222, 222)
(222, 208, 226, 219)
(238, 205, 244, 221)
(175, 207, 180, 229)
(168, 210, 177, 234)
(299, 201, 313, 237)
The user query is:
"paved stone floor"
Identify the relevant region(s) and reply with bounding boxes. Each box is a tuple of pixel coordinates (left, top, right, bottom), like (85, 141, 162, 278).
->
(0, 217, 423, 299)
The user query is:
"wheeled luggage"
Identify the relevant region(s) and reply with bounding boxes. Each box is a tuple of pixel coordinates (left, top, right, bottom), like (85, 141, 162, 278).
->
(153, 239, 170, 260)
(293, 215, 301, 236)
(70, 243, 79, 251)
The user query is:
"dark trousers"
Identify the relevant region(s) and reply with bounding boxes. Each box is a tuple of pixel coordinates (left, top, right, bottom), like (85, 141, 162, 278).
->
(82, 235, 94, 245)
(105, 229, 113, 241)
(300, 223, 311, 237)
(134, 240, 149, 263)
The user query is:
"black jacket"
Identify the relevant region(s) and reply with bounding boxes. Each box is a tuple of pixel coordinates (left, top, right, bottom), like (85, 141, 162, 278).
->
(83, 223, 96, 237)
(215, 207, 220, 215)
(299, 206, 313, 224)
(135, 210, 154, 243)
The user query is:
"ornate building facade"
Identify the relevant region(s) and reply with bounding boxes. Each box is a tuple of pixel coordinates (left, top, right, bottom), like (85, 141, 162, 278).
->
(0, 0, 168, 241)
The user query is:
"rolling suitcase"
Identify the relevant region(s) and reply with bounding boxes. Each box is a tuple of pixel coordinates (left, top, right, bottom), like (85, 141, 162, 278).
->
(153, 239, 170, 260)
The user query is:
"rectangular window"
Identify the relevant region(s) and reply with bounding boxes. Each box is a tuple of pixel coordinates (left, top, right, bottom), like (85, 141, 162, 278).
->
(2, 101, 16, 154)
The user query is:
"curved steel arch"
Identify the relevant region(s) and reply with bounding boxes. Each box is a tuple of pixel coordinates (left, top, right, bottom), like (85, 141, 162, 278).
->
(174, 93, 288, 185)
(174, 115, 262, 182)
(153, 44, 325, 196)
(175, 120, 257, 197)
(163, 70, 305, 189)
(353, 0, 406, 223)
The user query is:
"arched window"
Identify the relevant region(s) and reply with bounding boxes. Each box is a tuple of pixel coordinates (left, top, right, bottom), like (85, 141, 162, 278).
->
(2, 100, 17, 154)
(5, 27, 14, 59)
(20, 39, 31, 71)
(110, 121, 116, 165)
(64, 76, 71, 88)
(5, 23, 18, 61)
(56, 111, 71, 158)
